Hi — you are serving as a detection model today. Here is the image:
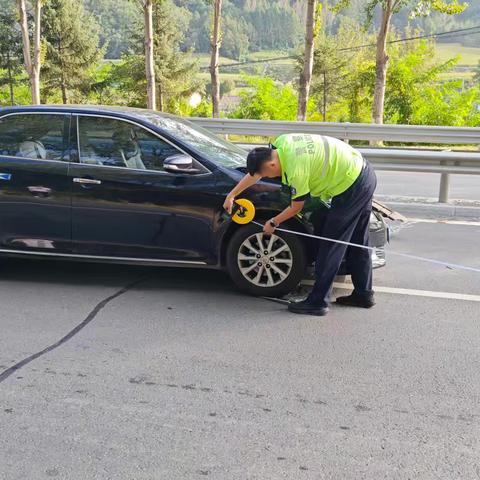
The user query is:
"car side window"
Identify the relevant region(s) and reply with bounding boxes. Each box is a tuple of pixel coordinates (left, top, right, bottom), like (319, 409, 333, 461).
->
(0, 114, 69, 161)
(77, 116, 182, 172)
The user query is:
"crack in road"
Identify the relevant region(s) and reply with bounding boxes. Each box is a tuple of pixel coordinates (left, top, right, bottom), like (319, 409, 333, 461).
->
(0, 276, 149, 384)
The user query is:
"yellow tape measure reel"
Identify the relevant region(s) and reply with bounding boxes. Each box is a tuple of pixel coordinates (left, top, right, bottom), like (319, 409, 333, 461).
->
(232, 198, 255, 225)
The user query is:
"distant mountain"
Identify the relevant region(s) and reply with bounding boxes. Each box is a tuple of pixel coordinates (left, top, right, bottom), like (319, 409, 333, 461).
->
(79, 0, 480, 59)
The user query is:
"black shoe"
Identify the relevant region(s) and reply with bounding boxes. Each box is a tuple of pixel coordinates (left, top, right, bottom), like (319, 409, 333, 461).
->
(336, 292, 375, 308)
(288, 299, 329, 316)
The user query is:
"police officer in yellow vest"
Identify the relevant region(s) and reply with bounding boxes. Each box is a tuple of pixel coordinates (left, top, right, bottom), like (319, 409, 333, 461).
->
(223, 133, 377, 316)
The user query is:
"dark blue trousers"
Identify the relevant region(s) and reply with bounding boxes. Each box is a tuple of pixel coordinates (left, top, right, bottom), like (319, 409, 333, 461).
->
(307, 161, 377, 308)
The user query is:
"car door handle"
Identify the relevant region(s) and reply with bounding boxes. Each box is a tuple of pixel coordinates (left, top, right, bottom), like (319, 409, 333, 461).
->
(28, 186, 52, 197)
(73, 177, 102, 185)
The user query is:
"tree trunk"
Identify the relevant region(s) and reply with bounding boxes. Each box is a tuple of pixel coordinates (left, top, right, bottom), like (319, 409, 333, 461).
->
(31, 0, 42, 105)
(144, 0, 156, 110)
(297, 0, 316, 121)
(6, 51, 15, 106)
(17, 0, 40, 105)
(17, 0, 42, 105)
(322, 71, 327, 122)
(58, 37, 68, 104)
(372, 1, 393, 125)
(210, 0, 222, 118)
(61, 75, 68, 104)
(158, 84, 164, 112)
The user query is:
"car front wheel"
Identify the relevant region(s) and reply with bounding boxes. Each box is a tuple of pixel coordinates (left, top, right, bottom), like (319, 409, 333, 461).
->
(226, 224, 307, 297)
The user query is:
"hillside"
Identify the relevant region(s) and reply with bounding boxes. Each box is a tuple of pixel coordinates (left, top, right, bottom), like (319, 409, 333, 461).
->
(81, 0, 477, 60)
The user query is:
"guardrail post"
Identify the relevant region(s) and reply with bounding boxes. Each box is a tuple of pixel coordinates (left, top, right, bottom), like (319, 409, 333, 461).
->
(439, 170, 450, 203)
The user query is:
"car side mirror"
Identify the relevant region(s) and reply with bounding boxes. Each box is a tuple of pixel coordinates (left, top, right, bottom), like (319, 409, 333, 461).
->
(164, 154, 201, 174)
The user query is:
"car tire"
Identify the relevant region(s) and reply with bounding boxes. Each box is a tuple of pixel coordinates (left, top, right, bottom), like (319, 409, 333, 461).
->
(226, 224, 307, 297)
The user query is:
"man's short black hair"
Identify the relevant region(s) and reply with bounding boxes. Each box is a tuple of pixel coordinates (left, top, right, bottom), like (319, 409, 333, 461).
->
(246, 146, 275, 176)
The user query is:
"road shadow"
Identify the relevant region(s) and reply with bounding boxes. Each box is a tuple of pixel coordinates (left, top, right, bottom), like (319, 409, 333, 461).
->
(0, 257, 237, 295)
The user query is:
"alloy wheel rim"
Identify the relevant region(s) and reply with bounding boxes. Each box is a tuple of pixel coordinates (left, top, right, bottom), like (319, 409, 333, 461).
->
(237, 232, 293, 287)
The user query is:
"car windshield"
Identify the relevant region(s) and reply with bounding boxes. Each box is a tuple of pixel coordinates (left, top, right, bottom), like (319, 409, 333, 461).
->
(137, 112, 247, 168)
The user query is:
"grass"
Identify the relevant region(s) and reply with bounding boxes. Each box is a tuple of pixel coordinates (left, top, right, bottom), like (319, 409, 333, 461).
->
(196, 45, 478, 84)
(197, 72, 243, 82)
(438, 71, 475, 81)
(435, 42, 480, 67)
(194, 50, 297, 69)
(247, 50, 296, 61)
(193, 53, 239, 68)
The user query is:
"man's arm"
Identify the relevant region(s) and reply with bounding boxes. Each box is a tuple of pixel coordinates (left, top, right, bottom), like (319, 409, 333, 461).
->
(264, 170, 310, 233)
(264, 200, 305, 234)
(223, 173, 262, 213)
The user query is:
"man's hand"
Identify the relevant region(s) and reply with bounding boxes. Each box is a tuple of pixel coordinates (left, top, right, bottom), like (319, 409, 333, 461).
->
(223, 174, 262, 216)
(263, 218, 277, 235)
(262, 201, 304, 234)
(223, 195, 235, 214)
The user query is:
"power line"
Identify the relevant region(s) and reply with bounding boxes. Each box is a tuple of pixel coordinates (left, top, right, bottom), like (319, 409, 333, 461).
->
(199, 55, 298, 71)
(200, 24, 480, 71)
(339, 24, 480, 52)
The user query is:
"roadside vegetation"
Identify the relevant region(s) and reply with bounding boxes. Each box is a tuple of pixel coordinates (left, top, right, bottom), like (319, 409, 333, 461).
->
(0, 0, 479, 127)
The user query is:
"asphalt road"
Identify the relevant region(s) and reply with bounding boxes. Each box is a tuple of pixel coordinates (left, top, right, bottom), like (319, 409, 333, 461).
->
(1, 220, 480, 480)
(375, 171, 480, 202)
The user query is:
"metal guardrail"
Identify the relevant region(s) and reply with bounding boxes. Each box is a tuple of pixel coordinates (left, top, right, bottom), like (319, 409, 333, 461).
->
(191, 118, 480, 145)
(343, 149, 480, 203)
(190, 118, 480, 203)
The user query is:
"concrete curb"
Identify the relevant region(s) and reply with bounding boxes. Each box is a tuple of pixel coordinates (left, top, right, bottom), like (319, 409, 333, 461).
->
(380, 201, 480, 220)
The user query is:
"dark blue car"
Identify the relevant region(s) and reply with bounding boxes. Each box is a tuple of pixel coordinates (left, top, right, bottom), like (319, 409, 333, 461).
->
(0, 105, 387, 296)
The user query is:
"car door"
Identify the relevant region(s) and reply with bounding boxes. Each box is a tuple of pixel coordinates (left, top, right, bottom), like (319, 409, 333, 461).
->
(70, 114, 216, 263)
(0, 112, 72, 253)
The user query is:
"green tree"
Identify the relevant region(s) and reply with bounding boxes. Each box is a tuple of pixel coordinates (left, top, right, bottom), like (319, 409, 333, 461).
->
(319, 35, 477, 126)
(173, 0, 303, 54)
(84, 0, 140, 59)
(16, 0, 43, 104)
(111, 0, 201, 112)
(309, 17, 376, 122)
(341, 62, 375, 123)
(220, 78, 236, 97)
(474, 61, 480, 85)
(297, 0, 318, 121)
(310, 34, 350, 121)
(398, 2, 480, 48)
(383, 40, 459, 124)
(221, 15, 249, 60)
(244, 1, 303, 52)
(336, 0, 467, 124)
(174, 0, 211, 53)
(230, 76, 311, 120)
(412, 81, 480, 126)
(209, 0, 223, 118)
(42, 0, 101, 103)
(0, 9, 24, 105)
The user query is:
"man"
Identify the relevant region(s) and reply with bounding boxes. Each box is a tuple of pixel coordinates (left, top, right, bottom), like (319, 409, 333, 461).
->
(223, 133, 377, 316)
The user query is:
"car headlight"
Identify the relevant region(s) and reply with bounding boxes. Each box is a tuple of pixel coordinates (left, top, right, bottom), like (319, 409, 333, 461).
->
(372, 246, 386, 268)
(369, 212, 383, 230)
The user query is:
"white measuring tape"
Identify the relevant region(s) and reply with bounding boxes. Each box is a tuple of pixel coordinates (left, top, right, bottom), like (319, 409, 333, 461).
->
(251, 220, 480, 274)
